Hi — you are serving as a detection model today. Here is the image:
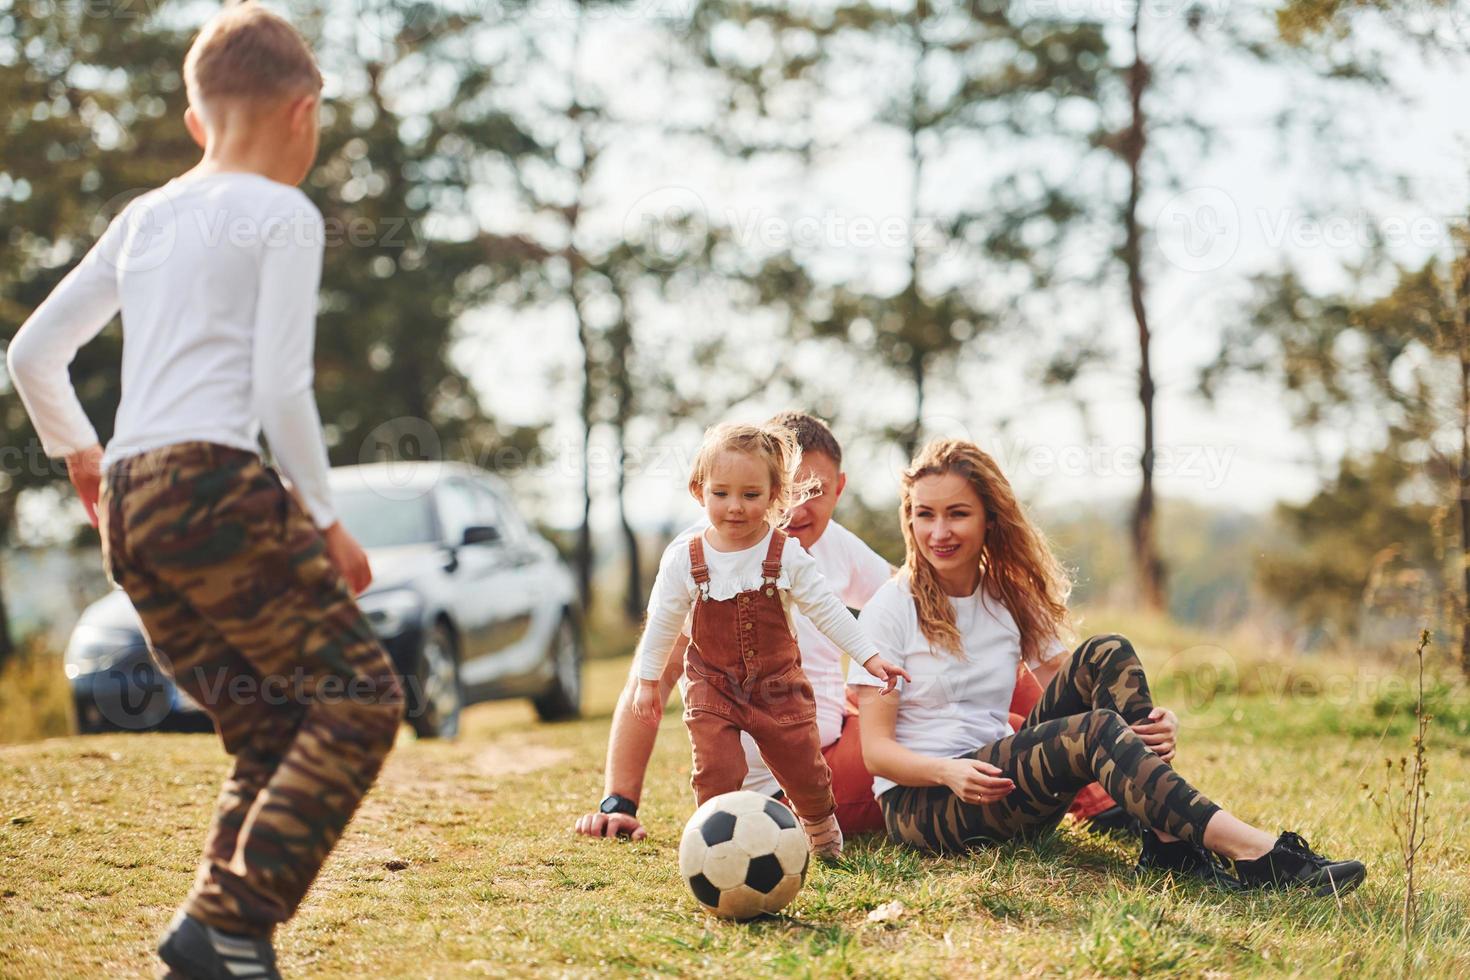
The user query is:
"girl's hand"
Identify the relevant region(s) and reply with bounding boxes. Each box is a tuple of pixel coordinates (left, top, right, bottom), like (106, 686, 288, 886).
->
(630, 679, 663, 726)
(861, 654, 911, 695)
(1130, 707, 1178, 763)
(943, 758, 1014, 805)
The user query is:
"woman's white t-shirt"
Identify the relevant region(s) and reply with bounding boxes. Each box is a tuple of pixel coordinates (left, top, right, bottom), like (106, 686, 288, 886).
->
(846, 573, 1066, 797)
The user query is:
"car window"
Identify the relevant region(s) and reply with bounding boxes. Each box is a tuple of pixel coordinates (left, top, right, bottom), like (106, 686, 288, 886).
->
(488, 487, 531, 547)
(436, 479, 481, 545)
(332, 488, 436, 549)
(468, 483, 503, 530)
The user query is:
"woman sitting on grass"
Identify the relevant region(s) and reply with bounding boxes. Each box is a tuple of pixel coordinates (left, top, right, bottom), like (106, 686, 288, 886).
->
(850, 438, 1365, 895)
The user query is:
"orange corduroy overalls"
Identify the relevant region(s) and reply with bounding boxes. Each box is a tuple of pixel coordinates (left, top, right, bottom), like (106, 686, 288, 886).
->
(680, 529, 836, 822)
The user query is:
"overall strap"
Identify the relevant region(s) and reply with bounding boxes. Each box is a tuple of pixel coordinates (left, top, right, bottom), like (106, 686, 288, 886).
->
(688, 534, 711, 600)
(761, 528, 787, 586)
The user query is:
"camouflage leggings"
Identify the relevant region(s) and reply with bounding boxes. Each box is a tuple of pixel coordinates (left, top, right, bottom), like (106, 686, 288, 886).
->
(100, 443, 404, 937)
(880, 634, 1220, 854)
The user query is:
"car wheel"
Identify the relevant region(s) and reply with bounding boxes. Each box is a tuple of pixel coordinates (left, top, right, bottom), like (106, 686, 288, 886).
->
(74, 695, 103, 735)
(409, 621, 463, 739)
(532, 613, 582, 722)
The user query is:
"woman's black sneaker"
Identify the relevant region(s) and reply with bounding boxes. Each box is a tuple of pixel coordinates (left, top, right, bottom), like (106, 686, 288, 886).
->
(1135, 828, 1242, 890)
(1084, 805, 1143, 839)
(1234, 831, 1366, 897)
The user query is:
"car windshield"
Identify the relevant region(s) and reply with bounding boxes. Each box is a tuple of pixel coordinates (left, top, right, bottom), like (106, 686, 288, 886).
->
(331, 488, 437, 549)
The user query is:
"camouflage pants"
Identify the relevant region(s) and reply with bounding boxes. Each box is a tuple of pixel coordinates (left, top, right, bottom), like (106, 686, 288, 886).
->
(100, 442, 404, 937)
(880, 634, 1220, 854)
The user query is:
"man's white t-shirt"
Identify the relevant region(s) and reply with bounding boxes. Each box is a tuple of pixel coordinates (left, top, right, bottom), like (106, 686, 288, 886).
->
(846, 573, 1066, 797)
(650, 519, 892, 796)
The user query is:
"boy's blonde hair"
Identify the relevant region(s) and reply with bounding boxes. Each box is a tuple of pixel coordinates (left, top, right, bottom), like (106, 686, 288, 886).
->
(688, 422, 821, 530)
(184, 2, 322, 110)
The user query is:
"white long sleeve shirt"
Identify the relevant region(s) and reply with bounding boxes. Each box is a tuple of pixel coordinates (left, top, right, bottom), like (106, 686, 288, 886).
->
(635, 526, 879, 682)
(6, 171, 338, 528)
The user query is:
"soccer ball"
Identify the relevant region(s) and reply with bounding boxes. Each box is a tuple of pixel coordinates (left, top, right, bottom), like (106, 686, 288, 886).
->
(678, 790, 809, 920)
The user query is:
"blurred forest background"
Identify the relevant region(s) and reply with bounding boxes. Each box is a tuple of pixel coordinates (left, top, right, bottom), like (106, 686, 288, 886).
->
(1, 0, 1467, 685)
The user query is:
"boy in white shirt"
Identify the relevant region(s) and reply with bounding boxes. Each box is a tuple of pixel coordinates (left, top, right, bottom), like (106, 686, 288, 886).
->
(7, 8, 401, 978)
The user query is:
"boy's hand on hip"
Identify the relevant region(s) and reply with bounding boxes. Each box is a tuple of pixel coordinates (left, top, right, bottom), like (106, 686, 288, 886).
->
(630, 678, 663, 726)
(323, 521, 373, 595)
(861, 653, 911, 695)
(66, 444, 104, 528)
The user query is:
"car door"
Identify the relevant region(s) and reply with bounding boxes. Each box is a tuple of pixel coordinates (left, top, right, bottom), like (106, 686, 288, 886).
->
(458, 478, 546, 687)
(473, 480, 553, 686)
(434, 478, 513, 668)
(437, 477, 535, 693)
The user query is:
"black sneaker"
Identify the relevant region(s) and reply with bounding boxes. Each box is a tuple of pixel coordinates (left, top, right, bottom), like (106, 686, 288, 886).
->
(1234, 831, 1366, 897)
(157, 911, 281, 980)
(1135, 827, 1242, 890)
(1084, 805, 1143, 839)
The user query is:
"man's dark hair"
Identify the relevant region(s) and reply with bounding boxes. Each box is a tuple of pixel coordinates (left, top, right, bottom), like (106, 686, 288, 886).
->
(767, 411, 842, 467)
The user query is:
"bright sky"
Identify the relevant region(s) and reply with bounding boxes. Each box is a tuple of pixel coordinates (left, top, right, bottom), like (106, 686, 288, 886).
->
(457, 5, 1470, 534)
(14, 2, 1469, 545)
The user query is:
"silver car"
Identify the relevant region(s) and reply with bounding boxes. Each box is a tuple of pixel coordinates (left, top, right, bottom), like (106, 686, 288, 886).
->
(66, 461, 583, 738)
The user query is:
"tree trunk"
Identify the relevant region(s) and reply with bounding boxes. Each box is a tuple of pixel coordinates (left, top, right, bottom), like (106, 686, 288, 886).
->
(1458, 349, 1468, 680)
(607, 296, 643, 625)
(569, 10, 594, 614)
(1455, 249, 1470, 679)
(1123, 7, 1166, 612)
(0, 503, 16, 664)
(576, 333, 594, 612)
(905, 352, 926, 461)
(568, 201, 594, 613)
(0, 567, 14, 664)
(617, 424, 643, 625)
(900, 22, 927, 465)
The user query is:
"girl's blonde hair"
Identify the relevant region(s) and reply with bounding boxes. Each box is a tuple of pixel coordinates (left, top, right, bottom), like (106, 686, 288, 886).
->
(899, 439, 1071, 664)
(688, 422, 820, 529)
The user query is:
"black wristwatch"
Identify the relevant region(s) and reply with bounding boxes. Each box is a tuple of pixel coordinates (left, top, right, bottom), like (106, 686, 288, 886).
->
(599, 793, 638, 818)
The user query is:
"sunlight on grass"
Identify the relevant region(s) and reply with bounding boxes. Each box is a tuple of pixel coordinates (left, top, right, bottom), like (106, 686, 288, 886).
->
(0, 639, 72, 745)
(3, 633, 1469, 977)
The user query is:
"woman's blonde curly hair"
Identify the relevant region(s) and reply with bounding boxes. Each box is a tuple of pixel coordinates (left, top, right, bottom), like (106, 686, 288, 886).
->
(688, 422, 821, 530)
(900, 438, 1072, 665)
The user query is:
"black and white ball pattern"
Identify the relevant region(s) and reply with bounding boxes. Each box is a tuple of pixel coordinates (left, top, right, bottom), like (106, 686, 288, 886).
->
(679, 790, 809, 920)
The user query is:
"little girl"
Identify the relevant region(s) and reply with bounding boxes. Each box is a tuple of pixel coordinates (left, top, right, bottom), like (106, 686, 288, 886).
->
(631, 422, 908, 860)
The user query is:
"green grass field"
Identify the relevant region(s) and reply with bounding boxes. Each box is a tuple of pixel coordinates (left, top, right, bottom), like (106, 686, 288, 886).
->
(2, 618, 1468, 978)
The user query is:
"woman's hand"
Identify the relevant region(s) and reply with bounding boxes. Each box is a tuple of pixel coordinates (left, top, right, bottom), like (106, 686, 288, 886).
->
(630, 679, 663, 726)
(941, 758, 1014, 805)
(860, 654, 912, 695)
(1130, 707, 1178, 763)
